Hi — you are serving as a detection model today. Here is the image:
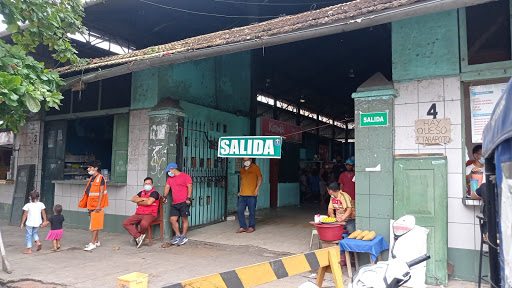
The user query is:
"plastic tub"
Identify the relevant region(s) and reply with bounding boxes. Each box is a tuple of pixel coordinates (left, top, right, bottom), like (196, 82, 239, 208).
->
(118, 272, 148, 288)
(314, 223, 345, 241)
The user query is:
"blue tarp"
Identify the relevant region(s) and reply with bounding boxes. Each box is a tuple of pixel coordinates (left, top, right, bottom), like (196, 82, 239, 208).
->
(483, 77, 512, 159)
(482, 77, 512, 288)
(339, 236, 389, 262)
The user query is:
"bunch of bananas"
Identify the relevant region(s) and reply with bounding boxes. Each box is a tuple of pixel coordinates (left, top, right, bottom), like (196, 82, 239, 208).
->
(321, 217, 336, 222)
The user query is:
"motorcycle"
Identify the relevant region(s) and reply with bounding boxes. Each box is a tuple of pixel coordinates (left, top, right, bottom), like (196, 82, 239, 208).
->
(349, 215, 431, 288)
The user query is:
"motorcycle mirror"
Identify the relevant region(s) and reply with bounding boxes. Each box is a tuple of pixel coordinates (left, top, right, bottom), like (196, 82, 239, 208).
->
(392, 215, 415, 237)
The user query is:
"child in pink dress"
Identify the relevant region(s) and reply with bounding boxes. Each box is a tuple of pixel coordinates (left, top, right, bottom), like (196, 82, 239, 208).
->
(42, 204, 64, 251)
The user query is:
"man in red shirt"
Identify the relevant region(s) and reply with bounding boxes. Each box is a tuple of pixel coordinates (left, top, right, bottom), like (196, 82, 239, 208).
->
(122, 177, 160, 248)
(163, 163, 193, 246)
(338, 158, 355, 201)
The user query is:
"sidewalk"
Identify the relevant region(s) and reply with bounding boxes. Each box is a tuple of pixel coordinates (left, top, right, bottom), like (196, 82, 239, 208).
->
(0, 221, 342, 288)
(0, 216, 485, 288)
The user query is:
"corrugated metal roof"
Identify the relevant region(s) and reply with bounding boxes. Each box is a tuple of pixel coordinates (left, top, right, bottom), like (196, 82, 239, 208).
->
(57, 0, 424, 74)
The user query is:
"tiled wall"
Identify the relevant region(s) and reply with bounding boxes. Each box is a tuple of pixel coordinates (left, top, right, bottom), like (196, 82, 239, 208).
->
(54, 183, 130, 216)
(126, 109, 150, 215)
(0, 184, 15, 205)
(394, 76, 482, 251)
(0, 121, 45, 205)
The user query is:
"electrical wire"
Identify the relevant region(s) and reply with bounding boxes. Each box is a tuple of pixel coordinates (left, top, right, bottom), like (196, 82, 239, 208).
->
(214, 0, 341, 6)
(140, 0, 282, 18)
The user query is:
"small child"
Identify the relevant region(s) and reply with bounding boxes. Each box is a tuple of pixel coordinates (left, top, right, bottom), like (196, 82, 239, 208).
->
(20, 191, 47, 254)
(42, 204, 65, 251)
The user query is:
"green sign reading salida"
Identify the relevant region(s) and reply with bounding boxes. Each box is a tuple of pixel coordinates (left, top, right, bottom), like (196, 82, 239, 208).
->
(218, 136, 282, 158)
(360, 112, 388, 127)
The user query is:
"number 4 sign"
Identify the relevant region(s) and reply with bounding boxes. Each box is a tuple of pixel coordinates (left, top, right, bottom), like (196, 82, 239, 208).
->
(427, 103, 438, 119)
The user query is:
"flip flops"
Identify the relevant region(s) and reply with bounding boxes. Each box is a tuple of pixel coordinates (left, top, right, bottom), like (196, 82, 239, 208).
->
(36, 244, 42, 251)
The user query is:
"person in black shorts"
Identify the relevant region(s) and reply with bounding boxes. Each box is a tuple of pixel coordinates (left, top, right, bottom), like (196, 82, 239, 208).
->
(163, 163, 193, 246)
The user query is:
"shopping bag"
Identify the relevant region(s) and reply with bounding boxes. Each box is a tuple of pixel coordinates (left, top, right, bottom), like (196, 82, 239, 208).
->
(90, 211, 104, 231)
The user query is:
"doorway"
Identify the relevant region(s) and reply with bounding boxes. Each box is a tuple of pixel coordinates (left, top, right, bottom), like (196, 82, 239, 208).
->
(394, 156, 448, 286)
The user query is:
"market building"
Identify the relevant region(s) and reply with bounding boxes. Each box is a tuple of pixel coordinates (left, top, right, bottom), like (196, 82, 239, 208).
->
(0, 0, 508, 285)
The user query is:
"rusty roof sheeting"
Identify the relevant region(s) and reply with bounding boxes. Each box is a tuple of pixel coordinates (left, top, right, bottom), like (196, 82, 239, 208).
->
(57, 0, 425, 74)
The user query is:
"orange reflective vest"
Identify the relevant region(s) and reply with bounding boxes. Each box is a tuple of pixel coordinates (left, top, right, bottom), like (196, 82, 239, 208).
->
(78, 174, 109, 210)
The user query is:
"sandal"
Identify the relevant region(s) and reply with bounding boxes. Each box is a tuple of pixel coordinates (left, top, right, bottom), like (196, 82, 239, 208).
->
(161, 242, 173, 248)
(23, 250, 32, 254)
(51, 248, 58, 252)
(36, 244, 42, 251)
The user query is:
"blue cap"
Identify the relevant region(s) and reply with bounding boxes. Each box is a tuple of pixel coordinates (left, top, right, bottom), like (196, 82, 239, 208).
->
(345, 158, 355, 165)
(166, 163, 178, 171)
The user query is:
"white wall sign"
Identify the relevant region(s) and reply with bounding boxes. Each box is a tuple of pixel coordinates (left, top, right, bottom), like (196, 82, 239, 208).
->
(415, 118, 452, 145)
(470, 83, 507, 143)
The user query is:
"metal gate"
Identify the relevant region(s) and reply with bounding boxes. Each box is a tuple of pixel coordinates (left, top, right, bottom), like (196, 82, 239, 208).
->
(180, 119, 228, 227)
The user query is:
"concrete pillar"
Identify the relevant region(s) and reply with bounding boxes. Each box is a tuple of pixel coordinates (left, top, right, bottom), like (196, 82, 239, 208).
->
(352, 73, 397, 258)
(147, 99, 186, 241)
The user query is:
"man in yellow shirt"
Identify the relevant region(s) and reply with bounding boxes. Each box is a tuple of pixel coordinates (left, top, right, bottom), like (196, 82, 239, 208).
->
(237, 157, 262, 233)
(327, 182, 356, 233)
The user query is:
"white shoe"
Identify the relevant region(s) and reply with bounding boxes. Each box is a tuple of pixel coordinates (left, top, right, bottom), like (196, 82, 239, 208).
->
(84, 243, 96, 251)
(84, 242, 100, 248)
(136, 234, 146, 248)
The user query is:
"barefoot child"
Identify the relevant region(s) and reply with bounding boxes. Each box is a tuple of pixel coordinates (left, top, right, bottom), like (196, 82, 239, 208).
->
(42, 204, 64, 251)
(20, 191, 47, 254)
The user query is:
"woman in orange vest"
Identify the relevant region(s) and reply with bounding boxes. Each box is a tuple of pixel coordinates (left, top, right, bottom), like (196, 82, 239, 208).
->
(78, 160, 108, 251)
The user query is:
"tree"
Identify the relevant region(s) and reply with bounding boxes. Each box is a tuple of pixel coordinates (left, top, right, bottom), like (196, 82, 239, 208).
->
(0, 0, 85, 132)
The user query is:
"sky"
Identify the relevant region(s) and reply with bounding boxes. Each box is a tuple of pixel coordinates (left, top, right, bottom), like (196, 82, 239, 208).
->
(0, 1, 129, 54)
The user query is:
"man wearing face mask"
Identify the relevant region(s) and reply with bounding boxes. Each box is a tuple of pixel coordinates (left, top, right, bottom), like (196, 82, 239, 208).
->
(78, 160, 108, 251)
(163, 163, 193, 246)
(237, 158, 262, 233)
(122, 177, 160, 248)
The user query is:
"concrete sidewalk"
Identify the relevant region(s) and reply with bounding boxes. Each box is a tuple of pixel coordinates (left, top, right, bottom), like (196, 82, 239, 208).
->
(0, 220, 342, 288)
(0, 208, 486, 288)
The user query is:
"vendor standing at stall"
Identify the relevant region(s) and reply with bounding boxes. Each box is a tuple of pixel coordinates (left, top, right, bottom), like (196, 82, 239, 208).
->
(327, 182, 355, 233)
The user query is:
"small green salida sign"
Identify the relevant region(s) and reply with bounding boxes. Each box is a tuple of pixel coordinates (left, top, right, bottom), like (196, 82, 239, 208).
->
(360, 112, 388, 127)
(218, 136, 282, 158)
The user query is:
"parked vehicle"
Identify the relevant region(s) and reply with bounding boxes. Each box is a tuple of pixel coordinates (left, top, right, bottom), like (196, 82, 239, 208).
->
(349, 215, 431, 288)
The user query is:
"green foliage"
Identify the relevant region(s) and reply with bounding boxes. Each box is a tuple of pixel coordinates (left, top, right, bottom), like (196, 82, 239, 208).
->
(0, 0, 84, 132)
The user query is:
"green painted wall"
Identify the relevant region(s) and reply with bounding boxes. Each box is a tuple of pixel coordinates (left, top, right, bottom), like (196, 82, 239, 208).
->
(255, 158, 270, 210)
(131, 68, 159, 109)
(131, 52, 251, 114)
(180, 101, 250, 214)
(0, 202, 12, 221)
(392, 10, 460, 81)
(353, 92, 395, 257)
(277, 183, 300, 207)
(448, 247, 489, 282)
